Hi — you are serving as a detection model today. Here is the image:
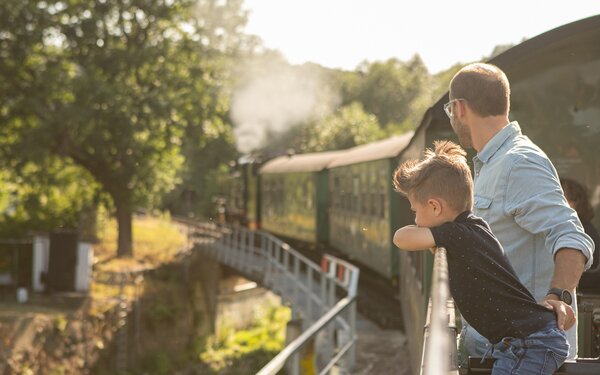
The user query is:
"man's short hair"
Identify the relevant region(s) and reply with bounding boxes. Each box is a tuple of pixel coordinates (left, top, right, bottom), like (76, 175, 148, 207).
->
(393, 140, 473, 212)
(450, 63, 510, 117)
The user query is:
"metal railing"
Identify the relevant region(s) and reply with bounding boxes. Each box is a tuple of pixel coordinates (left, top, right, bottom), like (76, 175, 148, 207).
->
(195, 223, 360, 375)
(421, 247, 458, 375)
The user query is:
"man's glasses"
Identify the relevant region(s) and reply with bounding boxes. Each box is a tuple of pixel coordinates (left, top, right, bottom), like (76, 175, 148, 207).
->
(443, 98, 466, 118)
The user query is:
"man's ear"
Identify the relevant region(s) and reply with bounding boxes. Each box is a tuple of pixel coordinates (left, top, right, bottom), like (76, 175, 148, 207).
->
(427, 198, 443, 216)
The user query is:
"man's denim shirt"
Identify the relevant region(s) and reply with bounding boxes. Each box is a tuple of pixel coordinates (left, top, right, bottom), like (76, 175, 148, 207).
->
(473, 121, 594, 303)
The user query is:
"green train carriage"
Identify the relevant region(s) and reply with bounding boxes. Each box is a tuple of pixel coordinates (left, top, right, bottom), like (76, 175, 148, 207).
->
(259, 151, 343, 243)
(327, 133, 414, 281)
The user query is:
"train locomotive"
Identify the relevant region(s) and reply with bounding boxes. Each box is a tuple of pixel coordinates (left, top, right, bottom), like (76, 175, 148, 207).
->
(222, 15, 600, 373)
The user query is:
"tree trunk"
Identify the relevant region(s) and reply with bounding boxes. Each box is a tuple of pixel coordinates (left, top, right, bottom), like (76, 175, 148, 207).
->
(115, 201, 133, 258)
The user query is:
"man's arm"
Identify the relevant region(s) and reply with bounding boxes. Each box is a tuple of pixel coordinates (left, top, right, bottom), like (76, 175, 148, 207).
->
(551, 248, 587, 290)
(393, 225, 436, 251)
(504, 158, 594, 269)
(542, 248, 587, 330)
(505, 157, 593, 330)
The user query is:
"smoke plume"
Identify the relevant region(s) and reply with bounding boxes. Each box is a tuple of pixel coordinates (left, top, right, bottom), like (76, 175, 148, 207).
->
(231, 57, 338, 153)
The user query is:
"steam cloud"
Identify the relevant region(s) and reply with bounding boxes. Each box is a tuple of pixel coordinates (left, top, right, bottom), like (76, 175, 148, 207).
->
(231, 59, 338, 153)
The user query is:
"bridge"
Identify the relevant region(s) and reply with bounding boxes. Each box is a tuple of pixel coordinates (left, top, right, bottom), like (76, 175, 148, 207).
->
(193, 222, 361, 375)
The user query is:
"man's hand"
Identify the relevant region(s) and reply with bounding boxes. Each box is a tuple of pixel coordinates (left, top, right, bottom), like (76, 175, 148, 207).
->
(541, 295, 576, 330)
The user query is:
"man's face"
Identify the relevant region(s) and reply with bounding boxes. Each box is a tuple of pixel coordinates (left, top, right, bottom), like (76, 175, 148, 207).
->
(450, 112, 473, 149)
(447, 93, 473, 148)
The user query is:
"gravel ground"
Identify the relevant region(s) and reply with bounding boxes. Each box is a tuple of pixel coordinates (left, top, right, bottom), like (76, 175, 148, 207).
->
(350, 314, 412, 375)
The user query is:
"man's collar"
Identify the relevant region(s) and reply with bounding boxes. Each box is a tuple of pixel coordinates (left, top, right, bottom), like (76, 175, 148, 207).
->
(476, 121, 521, 164)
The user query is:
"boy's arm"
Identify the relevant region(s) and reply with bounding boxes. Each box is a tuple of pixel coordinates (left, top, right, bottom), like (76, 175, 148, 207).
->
(393, 225, 436, 251)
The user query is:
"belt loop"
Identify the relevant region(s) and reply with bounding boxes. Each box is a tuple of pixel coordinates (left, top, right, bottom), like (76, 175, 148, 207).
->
(481, 343, 494, 364)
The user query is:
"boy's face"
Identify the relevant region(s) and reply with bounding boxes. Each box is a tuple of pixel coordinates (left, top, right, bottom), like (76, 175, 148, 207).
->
(408, 195, 445, 228)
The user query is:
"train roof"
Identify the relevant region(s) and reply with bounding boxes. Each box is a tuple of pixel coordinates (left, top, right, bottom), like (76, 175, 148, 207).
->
(328, 131, 414, 168)
(259, 150, 346, 174)
(413, 14, 600, 139)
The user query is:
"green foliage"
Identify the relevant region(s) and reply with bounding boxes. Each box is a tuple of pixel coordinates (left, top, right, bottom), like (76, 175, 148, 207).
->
(303, 102, 383, 152)
(0, 159, 100, 237)
(200, 305, 290, 373)
(94, 214, 186, 270)
(140, 351, 173, 375)
(355, 55, 432, 129)
(430, 63, 464, 102)
(144, 298, 180, 328)
(0, 0, 246, 256)
(53, 314, 68, 336)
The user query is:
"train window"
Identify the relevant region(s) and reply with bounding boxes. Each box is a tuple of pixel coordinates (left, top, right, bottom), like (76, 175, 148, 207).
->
(306, 180, 313, 209)
(335, 176, 341, 209)
(371, 193, 379, 217)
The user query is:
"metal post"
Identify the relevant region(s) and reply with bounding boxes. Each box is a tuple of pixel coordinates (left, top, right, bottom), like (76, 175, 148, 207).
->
(320, 267, 327, 314)
(263, 241, 273, 286)
(327, 273, 336, 354)
(274, 244, 282, 295)
(262, 236, 270, 285)
(293, 257, 300, 308)
(307, 267, 313, 322)
(240, 229, 247, 271)
(348, 299, 356, 368)
(283, 249, 290, 299)
(249, 230, 256, 274)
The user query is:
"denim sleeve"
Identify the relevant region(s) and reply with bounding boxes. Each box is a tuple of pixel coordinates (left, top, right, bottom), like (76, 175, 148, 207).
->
(503, 155, 594, 270)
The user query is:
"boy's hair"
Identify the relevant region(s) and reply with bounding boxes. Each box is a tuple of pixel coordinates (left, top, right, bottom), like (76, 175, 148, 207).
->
(393, 140, 473, 212)
(450, 63, 510, 117)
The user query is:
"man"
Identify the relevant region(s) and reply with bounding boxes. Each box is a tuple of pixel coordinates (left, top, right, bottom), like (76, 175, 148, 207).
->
(445, 63, 594, 361)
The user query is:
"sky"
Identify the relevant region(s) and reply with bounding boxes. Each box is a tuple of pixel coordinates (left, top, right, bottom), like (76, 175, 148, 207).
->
(243, 1, 600, 73)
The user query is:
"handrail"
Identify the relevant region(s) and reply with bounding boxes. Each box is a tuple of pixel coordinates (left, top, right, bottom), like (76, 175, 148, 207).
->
(421, 247, 457, 375)
(257, 252, 360, 375)
(256, 295, 357, 375)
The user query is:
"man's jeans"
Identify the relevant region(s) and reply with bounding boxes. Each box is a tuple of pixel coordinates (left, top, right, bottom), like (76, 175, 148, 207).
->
(460, 321, 569, 374)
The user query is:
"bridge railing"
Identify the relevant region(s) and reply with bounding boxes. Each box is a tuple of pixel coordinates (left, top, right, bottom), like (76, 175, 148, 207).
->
(194, 223, 360, 375)
(420, 247, 458, 375)
(419, 246, 600, 375)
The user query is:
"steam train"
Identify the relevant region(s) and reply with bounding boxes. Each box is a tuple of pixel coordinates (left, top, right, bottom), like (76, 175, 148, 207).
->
(221, 15, 600, 372)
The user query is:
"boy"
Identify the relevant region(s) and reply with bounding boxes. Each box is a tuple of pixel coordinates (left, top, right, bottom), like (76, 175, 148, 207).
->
(392, 140, 569, 374)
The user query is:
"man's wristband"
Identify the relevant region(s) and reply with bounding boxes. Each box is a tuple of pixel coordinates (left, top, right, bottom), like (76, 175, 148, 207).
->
(546, 288, 573, 305)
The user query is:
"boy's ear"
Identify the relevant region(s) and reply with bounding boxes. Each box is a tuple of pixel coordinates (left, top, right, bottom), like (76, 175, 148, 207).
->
(427, 198, 443, 216)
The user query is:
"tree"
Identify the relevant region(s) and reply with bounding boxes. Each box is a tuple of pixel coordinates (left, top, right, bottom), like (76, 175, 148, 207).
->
(302, 102, 382, 152)
(164, 0, 254, 218)
(355, 55, 431, 129)
(0, 0, 240, 257)
(0, 159, 100, 237)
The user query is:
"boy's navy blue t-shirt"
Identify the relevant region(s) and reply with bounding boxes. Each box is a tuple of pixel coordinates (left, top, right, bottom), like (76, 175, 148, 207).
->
(430, 211, 556, 344)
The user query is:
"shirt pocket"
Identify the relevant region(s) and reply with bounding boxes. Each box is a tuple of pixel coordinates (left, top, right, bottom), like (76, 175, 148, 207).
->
(473, 195, 492, 214)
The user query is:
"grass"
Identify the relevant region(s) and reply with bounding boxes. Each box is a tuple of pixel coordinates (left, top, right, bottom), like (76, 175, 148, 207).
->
(93, 213, 186, 273)
(90, 212, 186, 313)
(200, 304, 291, 374)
